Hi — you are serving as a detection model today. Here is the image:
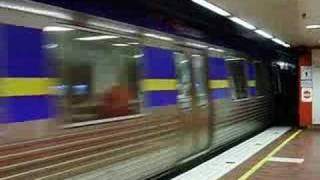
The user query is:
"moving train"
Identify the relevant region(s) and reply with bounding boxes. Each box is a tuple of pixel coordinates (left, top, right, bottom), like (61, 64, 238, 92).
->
(0, 1, 273, 179)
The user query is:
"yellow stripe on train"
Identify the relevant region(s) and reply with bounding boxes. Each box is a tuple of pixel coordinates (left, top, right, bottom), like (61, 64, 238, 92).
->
(0, 78, 59, 97)
(247, 80, 256, 87)
(142, 79, 177, 91)
(209, 80, 230, 89)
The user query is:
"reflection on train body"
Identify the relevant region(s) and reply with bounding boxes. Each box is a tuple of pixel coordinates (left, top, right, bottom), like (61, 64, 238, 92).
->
(47, 29, 141, 123)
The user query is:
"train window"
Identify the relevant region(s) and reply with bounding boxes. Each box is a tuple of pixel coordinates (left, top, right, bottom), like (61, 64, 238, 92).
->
(227, 61, 248, 99)
(45, 28, 141, 123)
(175, 52, 192, 111)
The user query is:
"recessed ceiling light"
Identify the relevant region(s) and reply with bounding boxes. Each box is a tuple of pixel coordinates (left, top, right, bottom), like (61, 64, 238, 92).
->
(112, 43, 129, 47)
(43, 26, 74, 32)
(75, 35, 119, 41)
(255, 30, 273, 39)
(191, 0, 231, 17)
(306, 25, 320, 29)
(229, 17, 256, 30)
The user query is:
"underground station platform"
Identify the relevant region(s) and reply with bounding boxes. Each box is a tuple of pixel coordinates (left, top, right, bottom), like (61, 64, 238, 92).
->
(173, 127, 320, 180)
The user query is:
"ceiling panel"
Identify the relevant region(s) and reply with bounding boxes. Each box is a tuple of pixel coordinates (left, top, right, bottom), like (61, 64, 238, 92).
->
(210, 0, 320, 46)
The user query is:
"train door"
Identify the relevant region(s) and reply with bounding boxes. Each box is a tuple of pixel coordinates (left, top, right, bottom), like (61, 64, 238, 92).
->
(175, 47, 210, 155)
(190, 53, 210, 151)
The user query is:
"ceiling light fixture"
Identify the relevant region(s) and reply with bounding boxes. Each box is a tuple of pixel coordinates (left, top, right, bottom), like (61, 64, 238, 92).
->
(283, 43, 291, 48)
(75, 35, 119, 41)
(143, 33, 173, 41)
(43, 26, 74, 32)
(229, 17, 256, 30)
(272, 38, 290, 48)
(255, 30, 273, 39)
(272, 38, 284, 45)
(191, 0, 231, 17)
(306, 25, 320, 29)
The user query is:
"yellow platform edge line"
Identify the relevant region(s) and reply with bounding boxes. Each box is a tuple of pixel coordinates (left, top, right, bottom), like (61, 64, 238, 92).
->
(0, 78, 59, 97)
(237, 129, 303, 180)
(142, 79, 177, 91)
(209, 80, 230, 89)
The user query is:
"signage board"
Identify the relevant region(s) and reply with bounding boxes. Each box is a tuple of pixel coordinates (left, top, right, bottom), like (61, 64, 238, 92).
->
(301, 88, 312, 102)
(301, 80, 313, 88)
(301, 66, 312, 80)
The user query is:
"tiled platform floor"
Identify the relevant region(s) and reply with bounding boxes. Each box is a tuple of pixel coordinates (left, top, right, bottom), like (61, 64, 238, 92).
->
(173, 127, 292, 180)
(223, 129, 320, 180)
(175, 128, 320, 180)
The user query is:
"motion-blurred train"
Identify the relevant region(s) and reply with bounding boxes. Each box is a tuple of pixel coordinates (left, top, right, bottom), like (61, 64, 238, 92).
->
(0, 1, 273, 179)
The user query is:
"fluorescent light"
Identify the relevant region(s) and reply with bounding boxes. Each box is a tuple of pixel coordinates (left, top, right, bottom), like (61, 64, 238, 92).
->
(272, 38, 284, 44)
(306, 25, 320, 29)
(229, 17, 256, 30)
(255, 30, 273, 39)
(283, 43, 291, 48)
(209, 47, 225, 53)
(43, 26, 74, 32)
(186, 42, 208, 48)
(192, 54, 201, 57)
(112, 43, 129, 47)
(143, 33, 173, 41)
(128, 42, 140, 45)
(192, 0, 231, 17)
(272, 38, 290, 48)
(75, 35, 119, 41)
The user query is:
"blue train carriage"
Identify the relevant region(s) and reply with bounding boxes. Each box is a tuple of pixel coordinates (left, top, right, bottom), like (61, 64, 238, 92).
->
(0, 1, 274, 179)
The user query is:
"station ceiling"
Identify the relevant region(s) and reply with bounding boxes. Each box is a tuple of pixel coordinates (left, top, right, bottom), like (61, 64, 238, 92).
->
(210, 0, 320, 47)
